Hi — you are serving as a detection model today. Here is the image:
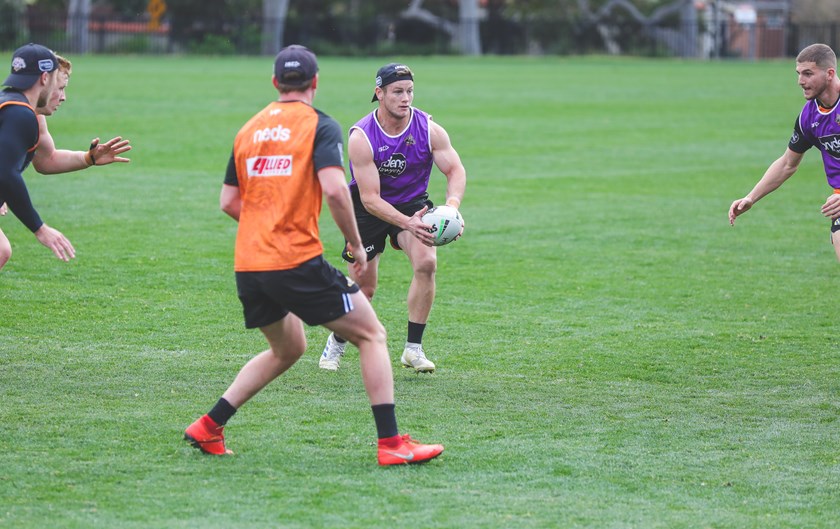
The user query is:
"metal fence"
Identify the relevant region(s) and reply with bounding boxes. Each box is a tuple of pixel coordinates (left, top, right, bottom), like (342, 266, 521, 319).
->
(2, 8, 839, 59)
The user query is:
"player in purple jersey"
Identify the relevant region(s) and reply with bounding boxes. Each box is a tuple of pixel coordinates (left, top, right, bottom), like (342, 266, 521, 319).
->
(729, 43, 840, 261)
(319, 62, 467, 373)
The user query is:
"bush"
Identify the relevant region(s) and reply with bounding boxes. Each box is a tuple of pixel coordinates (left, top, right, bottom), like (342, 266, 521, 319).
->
(188, 34, 236, 55)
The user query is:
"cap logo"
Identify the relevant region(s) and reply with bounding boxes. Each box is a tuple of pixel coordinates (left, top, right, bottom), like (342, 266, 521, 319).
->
(393, 64, 411, 76)
(285, 60, 301, 68)
(11, 57, 25, 72)
(375, 76, 383, 87)
(38, 59, 54, 72)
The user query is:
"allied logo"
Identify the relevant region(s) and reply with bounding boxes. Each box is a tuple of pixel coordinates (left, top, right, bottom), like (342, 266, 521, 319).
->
(11, 57, 25, 72)
(790, 130, 800, 144)
(246, 155, 293, 177)
(378, 153, 407, 178)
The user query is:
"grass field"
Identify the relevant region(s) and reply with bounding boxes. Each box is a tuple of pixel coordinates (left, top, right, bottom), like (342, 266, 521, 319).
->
(1, 53, 839, 528)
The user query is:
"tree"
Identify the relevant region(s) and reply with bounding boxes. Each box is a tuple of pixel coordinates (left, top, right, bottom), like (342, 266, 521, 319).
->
(262, 0, 290, 55)
(67, 0, 91, 53)
(400, 0, 483, 54)
(0, 0, 30, 48)
(457, 0, 482, 55)
(576, 0, 696, 56)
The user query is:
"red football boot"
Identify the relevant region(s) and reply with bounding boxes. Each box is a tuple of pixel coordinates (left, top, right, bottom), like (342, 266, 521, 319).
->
(378, 434, 444, 466)
(184, 415, 233, 455)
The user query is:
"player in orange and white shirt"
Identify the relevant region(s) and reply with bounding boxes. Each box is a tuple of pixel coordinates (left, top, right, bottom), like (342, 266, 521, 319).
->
(184, 45, 444, 466)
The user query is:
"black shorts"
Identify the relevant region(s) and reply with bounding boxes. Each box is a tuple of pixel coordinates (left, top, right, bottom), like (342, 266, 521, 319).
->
(341, 192, 432, 263)
(235, 255, 360, 328)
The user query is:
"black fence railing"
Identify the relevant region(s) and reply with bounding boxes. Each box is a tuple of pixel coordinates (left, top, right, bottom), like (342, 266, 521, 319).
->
(2, 8, 839, 59)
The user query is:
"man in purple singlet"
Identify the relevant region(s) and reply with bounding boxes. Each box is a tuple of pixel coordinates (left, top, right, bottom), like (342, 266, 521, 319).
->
(319, 63, 467, 373)
(730, 43, 840, 261)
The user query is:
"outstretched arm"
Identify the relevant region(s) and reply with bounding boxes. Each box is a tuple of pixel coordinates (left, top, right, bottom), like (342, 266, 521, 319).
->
(32, 116, 131, 174)
(729, 148, 804, 226)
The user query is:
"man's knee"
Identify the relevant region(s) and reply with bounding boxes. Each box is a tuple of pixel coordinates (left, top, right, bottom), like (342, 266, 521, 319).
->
(345, 317, 387, 348)
(0, 242, 11, 270)
(361, 284, 376, 300)
(413, 253, 437, 277)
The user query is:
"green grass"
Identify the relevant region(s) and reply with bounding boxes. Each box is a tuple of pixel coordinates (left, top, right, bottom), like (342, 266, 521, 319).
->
(1, 54, 839, 528)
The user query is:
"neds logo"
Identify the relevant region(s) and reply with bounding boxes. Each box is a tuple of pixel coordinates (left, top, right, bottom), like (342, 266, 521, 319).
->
(378, 153, 406, 178)
(253, 124, 291, 143)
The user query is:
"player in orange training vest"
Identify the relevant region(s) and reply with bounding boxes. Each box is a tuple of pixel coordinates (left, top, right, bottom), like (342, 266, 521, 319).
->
(184, 45, 444, 466)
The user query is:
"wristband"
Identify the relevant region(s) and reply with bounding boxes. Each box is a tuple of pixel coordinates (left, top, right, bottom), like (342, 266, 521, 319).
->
(84, 150, 95, 166)
(87, 141, 97, 166)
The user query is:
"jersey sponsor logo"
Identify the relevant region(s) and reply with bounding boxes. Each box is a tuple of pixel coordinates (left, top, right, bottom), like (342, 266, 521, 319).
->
(253, 124, 291, 143)
(818, 134, 840, 159)
(378, 153, 407, 178)
(378, 145, 390, 152)
(247, 155, 293, 177)
(812, 121, 820, 128)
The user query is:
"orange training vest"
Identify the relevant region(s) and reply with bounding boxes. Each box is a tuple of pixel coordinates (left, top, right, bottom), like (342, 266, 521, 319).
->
(231, 101, 324, 272)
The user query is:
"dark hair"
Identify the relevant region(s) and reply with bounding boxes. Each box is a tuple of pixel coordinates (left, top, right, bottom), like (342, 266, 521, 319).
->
(797, 43, 837, 70)
(276, 78, 314, 93)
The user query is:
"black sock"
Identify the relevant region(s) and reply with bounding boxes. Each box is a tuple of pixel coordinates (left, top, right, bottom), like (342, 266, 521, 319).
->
(207, 397, 237, 426)
(371, 403, 399, 439)
(407, 321, 426, 344)
(334, 334, 347, 344)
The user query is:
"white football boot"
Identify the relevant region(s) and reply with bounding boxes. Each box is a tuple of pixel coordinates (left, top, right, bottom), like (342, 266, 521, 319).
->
(319, 333, 346, 371)
(401, 343, 436, 373)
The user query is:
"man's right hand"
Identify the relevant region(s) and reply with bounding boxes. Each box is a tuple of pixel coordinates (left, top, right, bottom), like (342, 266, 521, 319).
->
(728, 197, 754, 226)
(34, 223, 75, 262)
(406, 207, 436, 246)
(347, 241, 368, 277)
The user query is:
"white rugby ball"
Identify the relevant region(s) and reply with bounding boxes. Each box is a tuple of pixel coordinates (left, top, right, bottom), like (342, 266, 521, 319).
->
(422, 205, 464, 246)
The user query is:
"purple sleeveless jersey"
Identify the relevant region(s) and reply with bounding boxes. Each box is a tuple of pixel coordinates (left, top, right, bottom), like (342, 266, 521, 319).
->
(793, 99, 840, 189)
(348, 107, 434, 204)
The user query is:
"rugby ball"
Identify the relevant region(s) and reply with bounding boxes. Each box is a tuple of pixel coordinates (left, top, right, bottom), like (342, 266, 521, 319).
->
(422, 205, 464, 246)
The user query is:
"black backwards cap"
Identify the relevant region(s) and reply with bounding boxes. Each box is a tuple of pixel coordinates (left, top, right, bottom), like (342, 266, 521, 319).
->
(371, 63, 413, 102)
(3, 43, 58, 90)
(274, 45, 319, 87)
